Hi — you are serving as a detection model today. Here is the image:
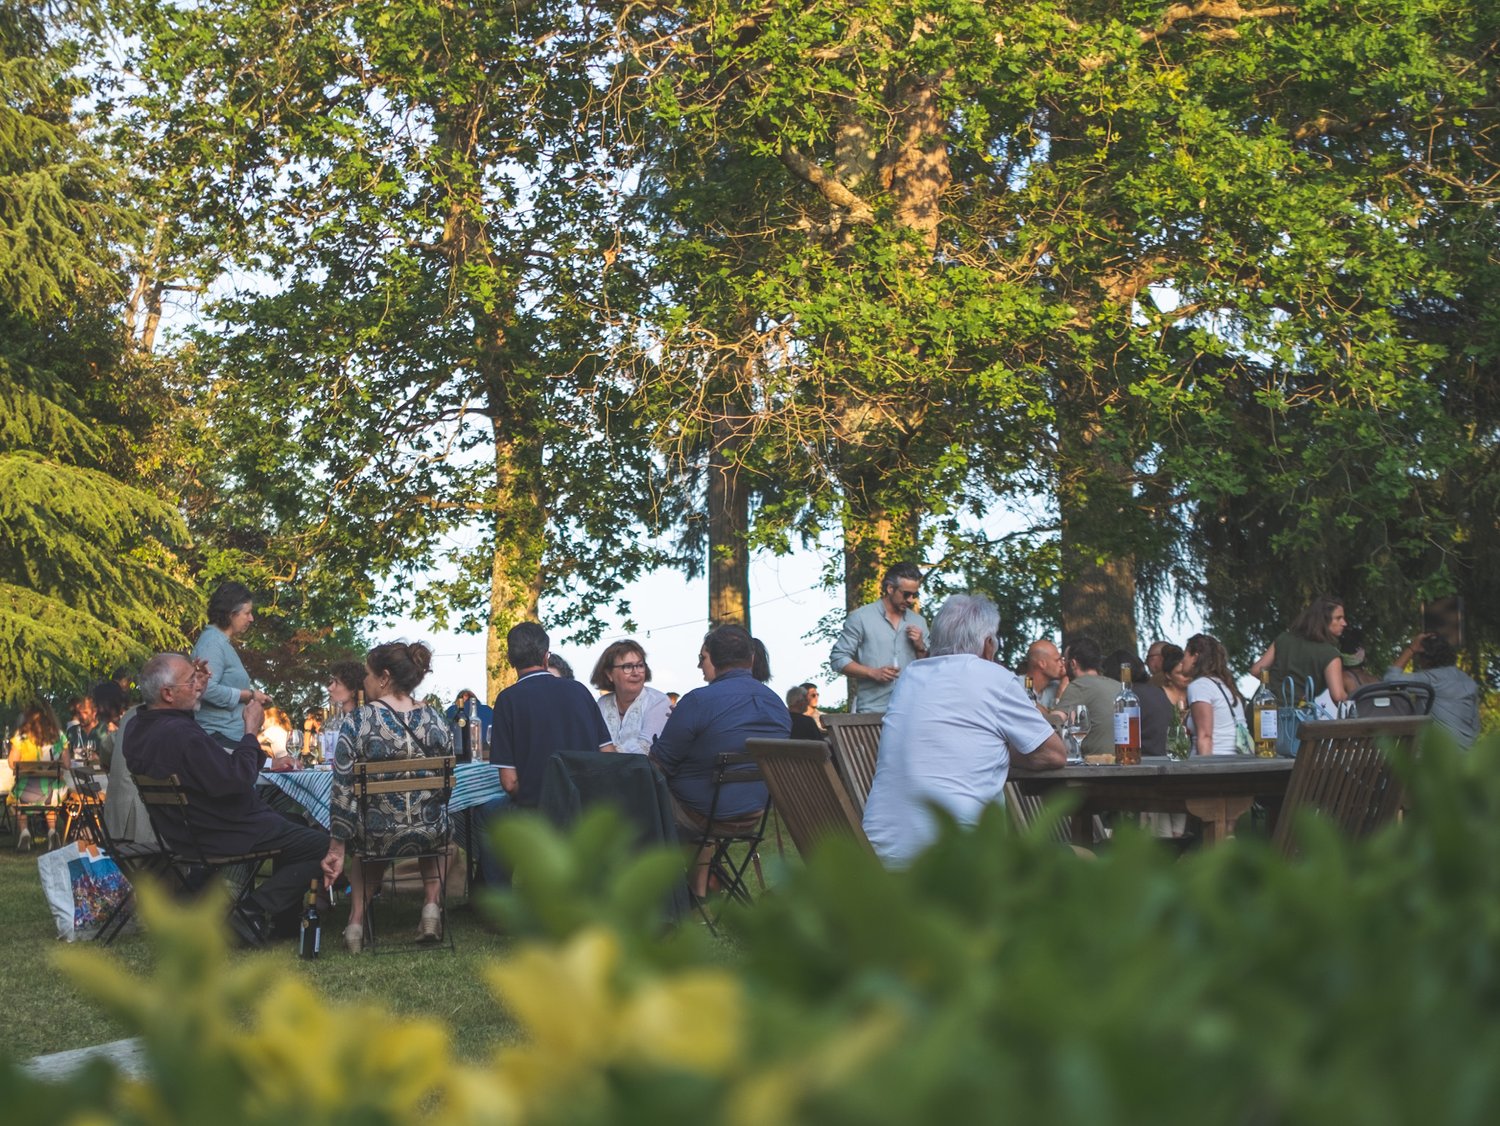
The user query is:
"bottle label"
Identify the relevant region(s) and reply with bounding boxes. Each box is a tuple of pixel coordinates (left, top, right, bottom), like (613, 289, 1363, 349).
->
(1113, 713, 1130, 745)
(1257, 710, 1278, 740)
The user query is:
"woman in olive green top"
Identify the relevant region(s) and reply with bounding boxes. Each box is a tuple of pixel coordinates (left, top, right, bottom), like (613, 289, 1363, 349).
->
(1249, 594, 1349, 705)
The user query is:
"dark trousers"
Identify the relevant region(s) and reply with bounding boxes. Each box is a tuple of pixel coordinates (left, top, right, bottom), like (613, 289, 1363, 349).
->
(473, 794, 518, 888)
(242, 819, 329, 921)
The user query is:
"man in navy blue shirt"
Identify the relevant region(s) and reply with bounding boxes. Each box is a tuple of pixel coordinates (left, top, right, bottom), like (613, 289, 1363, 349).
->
(650, 625, 791, 837)
(474, 622, 615, 886)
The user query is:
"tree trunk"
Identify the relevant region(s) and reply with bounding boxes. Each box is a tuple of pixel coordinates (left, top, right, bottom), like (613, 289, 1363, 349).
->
(707, 409, 751, 629)
(486, 413, 546, 698)
(1056, 374, 1138, 654)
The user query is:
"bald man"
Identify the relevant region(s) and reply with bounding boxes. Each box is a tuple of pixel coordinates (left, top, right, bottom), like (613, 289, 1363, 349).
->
(1022, 639, 1069, 710)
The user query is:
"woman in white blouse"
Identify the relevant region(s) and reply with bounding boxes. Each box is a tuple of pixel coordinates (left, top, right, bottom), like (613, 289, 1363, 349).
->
(590, 640, 673, 756)
(1183, 633, 1246, 756)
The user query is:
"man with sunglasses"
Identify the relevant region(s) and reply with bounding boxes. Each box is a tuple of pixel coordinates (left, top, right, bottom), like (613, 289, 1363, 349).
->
(830, 561, 931, 714)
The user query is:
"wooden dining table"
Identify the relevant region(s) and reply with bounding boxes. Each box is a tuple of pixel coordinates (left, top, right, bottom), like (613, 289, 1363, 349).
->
(1008, 755, 1296, 846)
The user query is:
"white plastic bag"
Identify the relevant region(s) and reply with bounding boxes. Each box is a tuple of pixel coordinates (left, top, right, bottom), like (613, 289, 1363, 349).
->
(37, 842, 129, 942)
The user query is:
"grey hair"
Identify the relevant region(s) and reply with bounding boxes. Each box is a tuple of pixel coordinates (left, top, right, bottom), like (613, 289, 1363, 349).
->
(785, 684, 810, 713)
(139, 652, 190, 705)
(928, 593, 1000, 658)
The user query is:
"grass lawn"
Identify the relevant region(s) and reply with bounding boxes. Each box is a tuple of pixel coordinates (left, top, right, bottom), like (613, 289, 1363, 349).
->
(0, 845, 524, 1062)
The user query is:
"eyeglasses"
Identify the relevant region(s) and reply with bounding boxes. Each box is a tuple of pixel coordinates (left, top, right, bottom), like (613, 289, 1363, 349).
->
(891, 588, 920, 601)
(613, 662, 646, 673)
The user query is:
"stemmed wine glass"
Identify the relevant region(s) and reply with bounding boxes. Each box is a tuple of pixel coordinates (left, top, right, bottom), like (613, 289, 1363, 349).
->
(1065, 704, 1090, 764)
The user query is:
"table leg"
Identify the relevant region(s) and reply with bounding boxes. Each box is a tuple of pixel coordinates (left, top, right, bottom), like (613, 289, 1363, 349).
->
(1185, 796, 1255, 845)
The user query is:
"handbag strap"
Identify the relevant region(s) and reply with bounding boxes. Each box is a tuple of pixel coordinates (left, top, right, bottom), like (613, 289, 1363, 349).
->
(1280, 675, 1316, 708)
(1208, 677, 1245, 724)
(373, 701, 434, 754)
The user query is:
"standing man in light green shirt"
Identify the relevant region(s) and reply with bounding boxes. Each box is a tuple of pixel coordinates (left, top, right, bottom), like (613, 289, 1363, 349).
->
(830, 562, 930, 713)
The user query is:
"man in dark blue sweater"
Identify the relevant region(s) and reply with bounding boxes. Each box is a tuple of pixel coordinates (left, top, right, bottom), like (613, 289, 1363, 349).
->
(123, 652, 328, 946)
(474, 622, 616, 886)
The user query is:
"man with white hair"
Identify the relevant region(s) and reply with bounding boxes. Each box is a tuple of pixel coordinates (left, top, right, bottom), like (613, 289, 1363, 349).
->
(862, 593, 1067, 866)
(123, 651, 329, 947)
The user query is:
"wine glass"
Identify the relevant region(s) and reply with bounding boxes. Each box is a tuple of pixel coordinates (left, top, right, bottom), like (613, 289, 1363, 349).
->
(1072, 705, 1092, 757)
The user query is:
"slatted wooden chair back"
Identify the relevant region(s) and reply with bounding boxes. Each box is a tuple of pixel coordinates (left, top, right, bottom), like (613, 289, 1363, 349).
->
(745, 739, 872, 858)
(820, 712, 884, 813)
(1001, 781, 1075, 845)
(351, 755, 457, 953)
(353, 755, 456, 803)
(1272, 716, 1427, 858)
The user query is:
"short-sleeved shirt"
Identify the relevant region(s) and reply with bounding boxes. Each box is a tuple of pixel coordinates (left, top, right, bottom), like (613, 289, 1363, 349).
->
(1054, 674, 1120, 757)
(491, 671, 613, 807)
(829, 600, 931, 713)
(862, 655, 1057, 867)
(1269, 631, 1342, 699)
(649, 668, 790, 816)
(1185, 676, 1244, 756)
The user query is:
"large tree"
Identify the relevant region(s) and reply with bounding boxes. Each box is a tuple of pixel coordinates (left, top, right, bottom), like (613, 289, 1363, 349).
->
(608, 0, 1500, 666)
(111, 0, 679, 695)
(0, 0, 196, 705)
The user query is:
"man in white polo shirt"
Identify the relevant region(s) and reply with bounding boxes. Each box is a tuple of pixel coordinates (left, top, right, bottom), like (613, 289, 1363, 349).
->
(862, 593, 1066, 867)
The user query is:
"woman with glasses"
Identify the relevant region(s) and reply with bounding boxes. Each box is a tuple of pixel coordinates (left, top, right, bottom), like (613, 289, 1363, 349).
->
(590, 640, 673, 755)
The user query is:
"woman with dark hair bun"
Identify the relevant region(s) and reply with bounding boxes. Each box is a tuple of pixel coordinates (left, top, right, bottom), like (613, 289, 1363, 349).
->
(192, 580, 273, 746)
(321, 641, 453, 952)
(1249, 594, 1349, 706)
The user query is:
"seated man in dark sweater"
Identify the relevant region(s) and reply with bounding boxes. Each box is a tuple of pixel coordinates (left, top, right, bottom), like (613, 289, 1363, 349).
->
(123, 652, 329, 946)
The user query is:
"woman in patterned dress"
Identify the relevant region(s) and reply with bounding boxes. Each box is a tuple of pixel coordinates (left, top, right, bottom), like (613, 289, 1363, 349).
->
(319, 641, 453, 952)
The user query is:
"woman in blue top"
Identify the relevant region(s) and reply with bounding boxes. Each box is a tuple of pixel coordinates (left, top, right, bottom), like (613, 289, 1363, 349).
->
(191, 581, 272, 746)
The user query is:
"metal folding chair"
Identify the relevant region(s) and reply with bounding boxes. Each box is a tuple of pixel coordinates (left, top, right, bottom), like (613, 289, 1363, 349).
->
(349, 755, 456, 954)
(685, 752, 773, 931)
(132, 772, 281, 935)
(10, 760, 64, 846)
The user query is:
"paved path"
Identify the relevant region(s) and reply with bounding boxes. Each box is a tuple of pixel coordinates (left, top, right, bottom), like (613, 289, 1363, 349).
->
(23, 1037, 147, 1080)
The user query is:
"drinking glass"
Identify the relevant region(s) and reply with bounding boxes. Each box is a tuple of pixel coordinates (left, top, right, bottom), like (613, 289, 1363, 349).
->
(286, 729, 303, 762)
(1065, 705, 1089, 764)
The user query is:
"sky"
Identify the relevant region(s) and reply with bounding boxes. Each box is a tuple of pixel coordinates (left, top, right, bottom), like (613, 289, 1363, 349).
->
(382, 543, 851, 709)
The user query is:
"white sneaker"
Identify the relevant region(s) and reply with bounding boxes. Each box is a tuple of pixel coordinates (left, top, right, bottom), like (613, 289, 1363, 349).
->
(17, 829, 31, 851)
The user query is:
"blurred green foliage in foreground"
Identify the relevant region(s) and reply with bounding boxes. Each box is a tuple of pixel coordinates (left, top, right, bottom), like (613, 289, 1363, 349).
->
(7, 728, 1500, 1123)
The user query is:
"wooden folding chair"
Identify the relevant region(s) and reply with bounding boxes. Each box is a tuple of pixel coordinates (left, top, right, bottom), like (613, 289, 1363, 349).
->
(1272, 716, 1427, 858)
(132, 772, 282, 932)
(350, 755, 456, 954)
(745, 738, 873, 857)
(820, 712, 884, 814)
(11, 760, 64, 846)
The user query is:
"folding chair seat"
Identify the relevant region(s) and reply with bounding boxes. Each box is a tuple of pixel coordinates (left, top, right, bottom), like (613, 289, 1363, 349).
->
(67, 767, 172, 943)
(683, 752, 772, 931)
(349, 755, 456, 954)
(132, 772, 282, 936)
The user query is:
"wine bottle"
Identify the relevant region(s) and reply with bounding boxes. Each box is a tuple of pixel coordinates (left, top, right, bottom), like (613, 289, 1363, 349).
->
(1113, 662, 1142, 765)
(1252, 671, 1278, 757)
(1024, 674, 1039, 707)
(299, 879, 321, 960)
